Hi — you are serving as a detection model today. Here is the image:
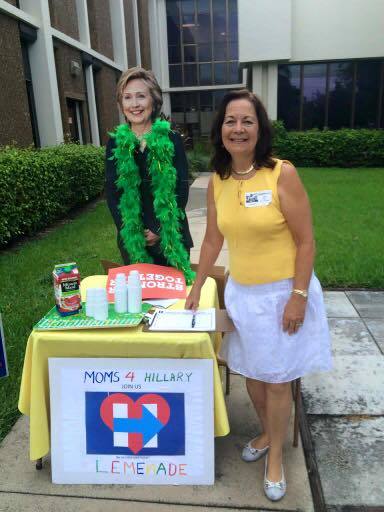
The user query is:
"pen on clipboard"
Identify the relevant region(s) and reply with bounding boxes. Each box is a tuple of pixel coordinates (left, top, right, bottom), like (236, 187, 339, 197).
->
(191, 311, 196, 328)
(149, 311, 158, 327)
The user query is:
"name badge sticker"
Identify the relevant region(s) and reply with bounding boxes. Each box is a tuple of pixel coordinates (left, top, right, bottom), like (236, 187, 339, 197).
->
(245, 190, 272, 207)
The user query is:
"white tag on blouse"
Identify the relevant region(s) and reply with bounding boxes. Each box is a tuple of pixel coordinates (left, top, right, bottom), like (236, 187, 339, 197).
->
(244, 190, 272, 207)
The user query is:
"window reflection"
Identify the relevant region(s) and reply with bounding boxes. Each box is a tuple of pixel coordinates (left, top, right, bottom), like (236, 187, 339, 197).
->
(170, 91, 219, 136)
(355, 61, 381, 128)
(214, 42, 226, 61)
(167, 0, 242, 137)
(184, 64, 197, 86)
(166, 0, 241, 88)
(278, 64, 301, 130)
(229, 61, 241, 84)
(197, 12, 210, 44)
(214, 62, 226, 85)
(169, 65, 182, 87)
(278, 59, 383, 130)
(168, 44, 181, 64)
(382, 73, 384, 129)
(181, 0, 194, 23)
(198, 43, 211, 62)
(199, 63, 212, 85)
(302, 64, 326, 129)
(184, 45, 196, 63)
(328, 62, 353, 129)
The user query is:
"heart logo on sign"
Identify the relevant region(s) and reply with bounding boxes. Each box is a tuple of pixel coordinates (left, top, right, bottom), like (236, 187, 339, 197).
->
(100, 393, 171, 454)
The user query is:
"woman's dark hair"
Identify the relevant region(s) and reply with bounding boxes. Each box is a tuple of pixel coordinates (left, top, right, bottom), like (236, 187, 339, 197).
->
(210, 89, 275, 178)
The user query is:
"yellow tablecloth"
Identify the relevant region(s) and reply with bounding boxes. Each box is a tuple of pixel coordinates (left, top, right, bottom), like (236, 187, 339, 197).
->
(18, 276, 230, 461)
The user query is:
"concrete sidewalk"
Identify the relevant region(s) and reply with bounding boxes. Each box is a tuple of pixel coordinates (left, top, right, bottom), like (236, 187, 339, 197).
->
(0, 174, 383, 511)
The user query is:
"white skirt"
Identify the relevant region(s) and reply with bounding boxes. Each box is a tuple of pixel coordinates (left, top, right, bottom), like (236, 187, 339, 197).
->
(219, 274, 333, 383)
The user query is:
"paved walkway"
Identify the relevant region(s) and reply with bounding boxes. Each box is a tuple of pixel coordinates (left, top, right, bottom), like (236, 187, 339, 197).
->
(0, 174, 383, 511)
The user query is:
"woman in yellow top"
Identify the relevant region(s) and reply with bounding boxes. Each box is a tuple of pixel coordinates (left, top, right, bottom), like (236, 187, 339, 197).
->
(186, 89, 332, 502)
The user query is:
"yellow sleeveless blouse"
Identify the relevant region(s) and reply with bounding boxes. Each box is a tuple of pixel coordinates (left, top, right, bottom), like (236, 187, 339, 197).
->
(213, 159, 297, 285)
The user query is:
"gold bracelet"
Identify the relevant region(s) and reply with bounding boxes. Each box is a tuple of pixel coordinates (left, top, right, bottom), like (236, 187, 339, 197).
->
(292, 288, 308, 299)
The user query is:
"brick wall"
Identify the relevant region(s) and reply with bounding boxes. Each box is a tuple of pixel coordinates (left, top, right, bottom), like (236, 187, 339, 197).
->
(48, 0, 79, 40)
(53, 41, 91, 142)
(0, 14, 34, 147)
(4, 0, 18, 6)
(137, 0, 151, 69)
(93, 65, 121, 145)
(124, 0, 137, 68)
(87, 0, 114, 60)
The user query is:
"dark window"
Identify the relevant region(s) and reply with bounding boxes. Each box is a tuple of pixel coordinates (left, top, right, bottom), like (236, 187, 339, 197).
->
(167, 15, 180, 45)
(171, 90, 214, 136)
(214, 42, 226, 61)
(20, 41, 40, 147)
(171, 92, 185, 112)
(197, 13, 211, 44)
(198, 43, 211, 62)
(183, 26, 196, 44)
(166, 0, 241, 88)
(184, 45, 196, 63)
(328, 62, 354, 129)
(197, 0, 210, 13)
(214, 62, 226, 85)
(214, 90, 227, 109)
(184, 64, 197, 86)
(66, 98, 84, 143)
(181, 0, 195, 22)
(199, 63, 212, 85)
(302, 63, 327, 129)
(169, 44, 181, 64)
(354, 61, 381, 128)
(381, 63, 384, 128)
(229, 61, 241, 84)
(92, 65, 101, 141)
(200, 90, 213, 107)
(169, 65, 182, 87)
(277, 64, 301, 130)
(278, 59, 384, 130)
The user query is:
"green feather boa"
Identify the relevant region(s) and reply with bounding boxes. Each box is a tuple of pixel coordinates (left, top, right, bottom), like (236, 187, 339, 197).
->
(110, 118, 195, 285)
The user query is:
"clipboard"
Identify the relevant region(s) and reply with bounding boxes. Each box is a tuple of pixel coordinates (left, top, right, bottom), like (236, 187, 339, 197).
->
(142, 309, 235, 333)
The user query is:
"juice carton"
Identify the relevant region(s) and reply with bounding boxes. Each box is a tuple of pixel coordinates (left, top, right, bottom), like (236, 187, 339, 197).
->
(53, 262, 82, 316)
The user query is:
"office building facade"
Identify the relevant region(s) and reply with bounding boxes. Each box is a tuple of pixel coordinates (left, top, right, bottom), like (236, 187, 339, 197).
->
(239, 0, 384, 130)
(1, 0, 383, 149)
(0, 0, 150, 147)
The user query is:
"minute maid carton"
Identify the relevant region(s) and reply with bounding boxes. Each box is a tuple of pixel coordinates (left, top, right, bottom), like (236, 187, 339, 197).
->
(53, 262, 82, 316)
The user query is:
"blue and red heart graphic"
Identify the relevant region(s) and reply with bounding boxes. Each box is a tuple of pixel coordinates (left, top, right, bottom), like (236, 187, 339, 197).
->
(85, 391, 185, 456)
(100, 393, 170, 454)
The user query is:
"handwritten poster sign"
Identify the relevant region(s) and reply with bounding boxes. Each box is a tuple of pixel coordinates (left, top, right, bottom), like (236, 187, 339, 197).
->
(49, 358, 214, 484)
(107, 264, 187, 301)
(0, 313, 9, 378)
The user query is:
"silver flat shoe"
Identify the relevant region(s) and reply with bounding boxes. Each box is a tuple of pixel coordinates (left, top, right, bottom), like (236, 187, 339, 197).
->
(264, 455, 286, 501)
(241, 441, 269, 462)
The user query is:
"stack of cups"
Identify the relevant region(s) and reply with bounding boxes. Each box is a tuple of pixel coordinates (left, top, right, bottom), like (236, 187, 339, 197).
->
(127, 270, 142, 313)
(114, 273, 128, 313)
(86, 287, 108, 321)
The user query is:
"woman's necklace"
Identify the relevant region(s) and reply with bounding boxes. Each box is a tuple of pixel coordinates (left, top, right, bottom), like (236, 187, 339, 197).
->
(231, 162, 255, 176)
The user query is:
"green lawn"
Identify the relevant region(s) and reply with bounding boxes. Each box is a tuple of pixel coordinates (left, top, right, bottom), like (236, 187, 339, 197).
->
(300, 168, 384, 288)
(0, 167, 384, 443)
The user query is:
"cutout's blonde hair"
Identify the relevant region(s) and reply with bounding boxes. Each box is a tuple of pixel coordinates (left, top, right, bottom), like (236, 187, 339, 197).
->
(116, 67, 163, 120)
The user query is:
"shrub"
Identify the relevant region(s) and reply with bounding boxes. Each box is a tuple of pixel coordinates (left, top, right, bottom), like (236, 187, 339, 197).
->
(187, 151, 210, 178)
(272, 123, 384, 167)
(0, 143, 104, 246)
